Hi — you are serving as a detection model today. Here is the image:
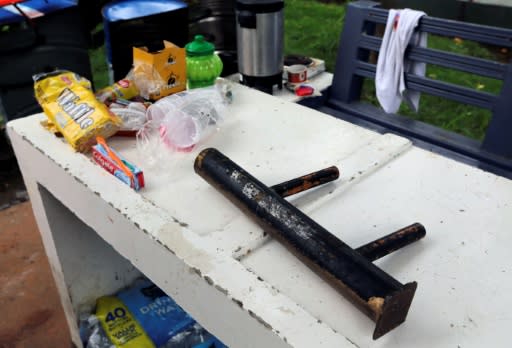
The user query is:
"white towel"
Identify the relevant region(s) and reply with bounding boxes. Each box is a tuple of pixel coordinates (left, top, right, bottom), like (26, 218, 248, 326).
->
(375, 9, 427, 113)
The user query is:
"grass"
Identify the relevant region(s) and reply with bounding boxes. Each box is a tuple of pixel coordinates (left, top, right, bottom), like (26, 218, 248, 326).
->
(89, 0, 499, 140)
(89, 23, 110, 90)
(285, 0, 345, 72)
(90, 45, 110, 90)
(360, 35, 502, 140)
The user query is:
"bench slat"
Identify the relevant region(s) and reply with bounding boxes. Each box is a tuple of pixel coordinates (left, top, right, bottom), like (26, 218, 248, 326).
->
(355, 61, 497, 109)
(366, 7, 512, 38)
(321, 99, 512, 177)
(365, 8, 512, 47)
(359, 35, 507, 80)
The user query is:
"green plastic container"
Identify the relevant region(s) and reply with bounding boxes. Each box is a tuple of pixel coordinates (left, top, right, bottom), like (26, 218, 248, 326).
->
(185, 35, 223, 89)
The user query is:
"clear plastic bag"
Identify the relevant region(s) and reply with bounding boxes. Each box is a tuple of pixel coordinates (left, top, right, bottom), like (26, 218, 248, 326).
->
(162, 323, 226, 348)
(110, 101, 147, 131)
(130, 63, 167, 100)
(136, 82, 232, 167)
(147, 94, 223, 150)
(79, 314, 115, 348)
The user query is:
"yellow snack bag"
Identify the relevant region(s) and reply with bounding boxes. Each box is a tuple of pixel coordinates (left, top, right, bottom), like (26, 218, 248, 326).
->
(34, 71, 122, 152)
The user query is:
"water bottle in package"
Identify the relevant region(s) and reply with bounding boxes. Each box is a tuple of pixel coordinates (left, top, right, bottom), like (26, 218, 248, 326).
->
(83, 279, 227, 348)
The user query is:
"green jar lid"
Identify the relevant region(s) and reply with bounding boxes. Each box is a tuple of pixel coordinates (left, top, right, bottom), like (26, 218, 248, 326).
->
(185, 35, 215, 57)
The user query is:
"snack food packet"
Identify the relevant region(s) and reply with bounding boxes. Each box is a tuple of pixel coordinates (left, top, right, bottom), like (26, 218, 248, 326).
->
(33, 70, 122, 152)
(95, 78, 139, 105)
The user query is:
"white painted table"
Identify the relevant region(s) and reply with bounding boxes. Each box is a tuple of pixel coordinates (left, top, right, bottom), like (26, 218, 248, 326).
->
(7, 83, 512, 348)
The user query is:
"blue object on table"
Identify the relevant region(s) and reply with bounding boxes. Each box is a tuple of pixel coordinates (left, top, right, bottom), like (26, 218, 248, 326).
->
(0, 0, 77, 25)
(102, 0, 186, 22)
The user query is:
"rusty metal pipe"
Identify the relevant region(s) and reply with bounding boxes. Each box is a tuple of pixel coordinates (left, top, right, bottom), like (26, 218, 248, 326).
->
(356, 223, 426, 262)
(194, 148, 418, 340)
(270, 166, 339, 198)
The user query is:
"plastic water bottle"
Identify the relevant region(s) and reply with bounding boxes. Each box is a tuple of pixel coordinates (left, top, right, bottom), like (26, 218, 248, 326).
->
(146, 87, 225, 151)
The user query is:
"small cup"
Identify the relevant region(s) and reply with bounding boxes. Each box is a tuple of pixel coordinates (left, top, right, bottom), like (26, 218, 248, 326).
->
(287, 64, 308, 83)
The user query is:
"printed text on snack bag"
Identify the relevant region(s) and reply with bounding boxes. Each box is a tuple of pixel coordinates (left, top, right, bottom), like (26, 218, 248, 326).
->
(57, 88, 94, 129)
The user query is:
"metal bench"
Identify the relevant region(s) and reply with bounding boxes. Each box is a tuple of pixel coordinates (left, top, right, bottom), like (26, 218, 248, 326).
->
(300, 0, 512, 178)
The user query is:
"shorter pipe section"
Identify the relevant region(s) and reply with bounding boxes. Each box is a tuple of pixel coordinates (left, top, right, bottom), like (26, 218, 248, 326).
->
(270, 166, 339, 198)
(356, 223, 426, 262)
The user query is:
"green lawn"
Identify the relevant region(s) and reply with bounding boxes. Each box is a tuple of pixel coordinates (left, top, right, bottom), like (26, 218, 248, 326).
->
(90, 0, 498, 140)
(90, 45, 110, 90)
(360, 35, 501, 140)
(284, 0, 345, 72)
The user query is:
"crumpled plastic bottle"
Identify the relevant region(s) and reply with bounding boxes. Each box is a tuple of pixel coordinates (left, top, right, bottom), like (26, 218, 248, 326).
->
(79, 314, 115, 348)
(136, 82, 232, 169)
(162, 323, 227, 348)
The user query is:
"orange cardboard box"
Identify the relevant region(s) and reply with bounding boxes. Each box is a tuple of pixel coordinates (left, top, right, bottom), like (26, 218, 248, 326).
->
(133, 41, 186, 100)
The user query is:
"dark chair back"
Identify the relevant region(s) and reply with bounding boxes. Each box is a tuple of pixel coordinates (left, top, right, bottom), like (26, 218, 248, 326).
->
(320, 0, 512, 177)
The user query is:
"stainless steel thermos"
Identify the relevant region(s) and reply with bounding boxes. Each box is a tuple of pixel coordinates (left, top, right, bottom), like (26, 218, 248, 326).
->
(236, 0, 284, 94)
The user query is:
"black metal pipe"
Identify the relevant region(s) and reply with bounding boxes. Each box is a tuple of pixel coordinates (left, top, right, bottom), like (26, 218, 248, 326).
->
(231, 168, 351, 263)
(356, 223, 426, 262)
(270, 166, 339, 198)
(194, 148, 418, 339)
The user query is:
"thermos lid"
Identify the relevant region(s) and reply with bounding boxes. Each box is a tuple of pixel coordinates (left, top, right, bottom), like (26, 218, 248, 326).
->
(235, 0, 284, 13)
(185, 35, 215, 57)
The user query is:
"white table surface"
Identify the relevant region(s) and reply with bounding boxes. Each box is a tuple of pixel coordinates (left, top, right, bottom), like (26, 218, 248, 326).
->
(225, 71, 333, 103)
(7, 82, 512, 348)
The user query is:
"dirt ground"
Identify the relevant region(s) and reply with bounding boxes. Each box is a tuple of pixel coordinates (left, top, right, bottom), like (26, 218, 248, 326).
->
(0, 202, 71, 348)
